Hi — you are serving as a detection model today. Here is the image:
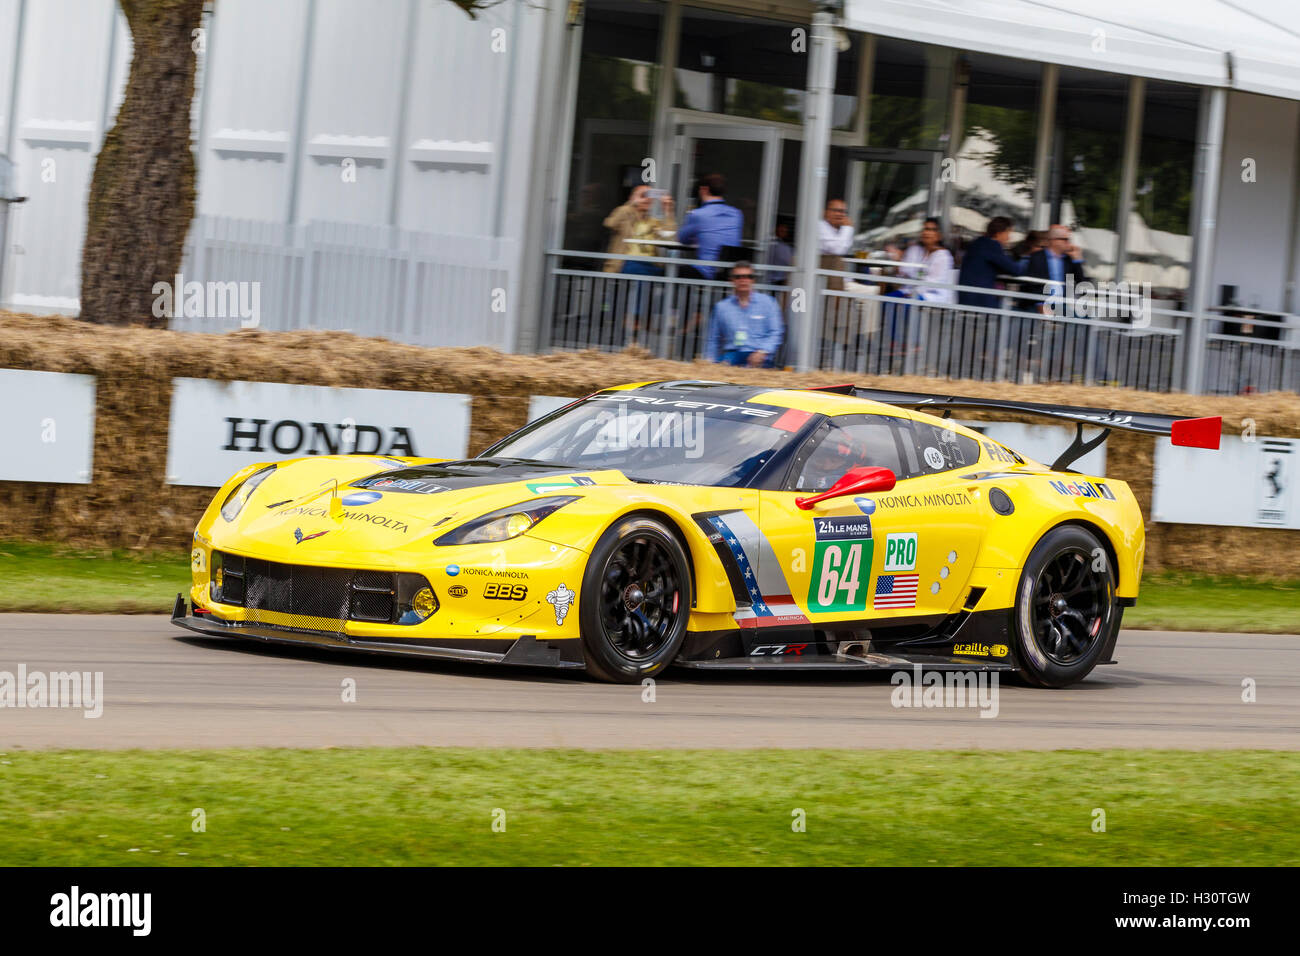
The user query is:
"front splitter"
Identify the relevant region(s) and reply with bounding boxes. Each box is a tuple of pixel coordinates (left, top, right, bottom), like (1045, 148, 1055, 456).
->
(170, 594, 585, 669)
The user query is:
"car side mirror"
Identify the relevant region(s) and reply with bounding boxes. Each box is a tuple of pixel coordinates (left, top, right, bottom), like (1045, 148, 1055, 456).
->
(795, 466, 896, 510)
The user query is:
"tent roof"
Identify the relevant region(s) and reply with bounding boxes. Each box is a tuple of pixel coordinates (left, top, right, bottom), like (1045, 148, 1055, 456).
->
(844, 0, 1300, 100)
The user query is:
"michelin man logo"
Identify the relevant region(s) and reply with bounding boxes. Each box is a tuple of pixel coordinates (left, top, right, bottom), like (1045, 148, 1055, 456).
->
(546, 583, 576, 626)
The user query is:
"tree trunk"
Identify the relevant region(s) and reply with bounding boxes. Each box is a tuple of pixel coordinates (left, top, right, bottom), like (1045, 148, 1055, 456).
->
(79, 0, 205, 327)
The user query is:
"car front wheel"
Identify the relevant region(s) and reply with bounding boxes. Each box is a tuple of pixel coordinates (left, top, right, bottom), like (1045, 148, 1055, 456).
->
(579, 515, 692, 683)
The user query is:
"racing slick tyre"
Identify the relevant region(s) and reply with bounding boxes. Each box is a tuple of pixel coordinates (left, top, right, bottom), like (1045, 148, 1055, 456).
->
(579, 515, 693, 683)
(1012, 524, 1123, 688)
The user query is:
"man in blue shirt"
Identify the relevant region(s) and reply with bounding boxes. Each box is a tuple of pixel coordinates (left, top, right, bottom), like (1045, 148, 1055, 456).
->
(705, 262, 784, 367)
(677, 173, 744, 279)
(1026, 223, 1091, 380)
(1026, 224, 1087, 309)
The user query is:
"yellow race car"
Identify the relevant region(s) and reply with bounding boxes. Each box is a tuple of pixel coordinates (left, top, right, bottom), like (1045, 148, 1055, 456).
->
(173, 381, 1220, 686)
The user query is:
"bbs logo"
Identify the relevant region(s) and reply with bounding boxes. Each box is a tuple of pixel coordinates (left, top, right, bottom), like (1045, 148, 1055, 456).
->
(447, 585, 468, 598)
(484, 583, 528, 601)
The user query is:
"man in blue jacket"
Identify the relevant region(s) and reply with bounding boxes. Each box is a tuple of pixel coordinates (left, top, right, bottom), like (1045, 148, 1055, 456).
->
(957, 216, 1025, 309)
(677, 173, 744, 279)
(705, 262, 783, 367)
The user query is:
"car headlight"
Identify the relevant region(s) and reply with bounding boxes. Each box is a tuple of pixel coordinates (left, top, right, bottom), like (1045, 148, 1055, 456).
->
(434, 496, 579, 546)
(220, 465, 276, 522)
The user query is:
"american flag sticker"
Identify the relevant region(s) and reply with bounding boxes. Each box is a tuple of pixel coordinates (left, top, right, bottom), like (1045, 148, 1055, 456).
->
(874, 573, 919, 609)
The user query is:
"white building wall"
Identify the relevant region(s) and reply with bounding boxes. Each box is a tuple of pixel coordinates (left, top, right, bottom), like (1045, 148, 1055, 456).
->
(0, 0, 545, 349)
(196, 0, 309, 221)
(1, 0, 129, 311)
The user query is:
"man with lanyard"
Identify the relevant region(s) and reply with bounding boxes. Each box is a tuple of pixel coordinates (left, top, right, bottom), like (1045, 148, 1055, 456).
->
(704, 262, 784, 367)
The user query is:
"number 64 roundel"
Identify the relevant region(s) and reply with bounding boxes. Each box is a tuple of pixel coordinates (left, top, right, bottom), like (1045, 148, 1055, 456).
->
(806, 515, 874, 613)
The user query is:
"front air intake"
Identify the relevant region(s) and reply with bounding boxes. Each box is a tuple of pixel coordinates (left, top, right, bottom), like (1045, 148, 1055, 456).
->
(212, 552, 430, 634)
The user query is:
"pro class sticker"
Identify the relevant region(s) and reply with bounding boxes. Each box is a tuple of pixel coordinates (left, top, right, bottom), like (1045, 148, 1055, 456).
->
(882, 533, 918, 572)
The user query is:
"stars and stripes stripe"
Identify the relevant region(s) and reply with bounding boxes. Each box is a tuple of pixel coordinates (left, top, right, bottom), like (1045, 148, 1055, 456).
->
(709, 512, 810, 629)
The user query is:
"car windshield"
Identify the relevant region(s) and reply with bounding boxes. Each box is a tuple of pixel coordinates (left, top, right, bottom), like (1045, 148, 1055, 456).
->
(483, 395, 802, 487)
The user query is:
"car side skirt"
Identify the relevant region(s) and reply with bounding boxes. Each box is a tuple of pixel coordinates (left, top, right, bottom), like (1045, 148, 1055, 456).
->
(677, 606, 1022, 671)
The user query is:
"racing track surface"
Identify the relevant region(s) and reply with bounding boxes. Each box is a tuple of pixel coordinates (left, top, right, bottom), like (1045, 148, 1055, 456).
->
(1, 614, 1296, 750)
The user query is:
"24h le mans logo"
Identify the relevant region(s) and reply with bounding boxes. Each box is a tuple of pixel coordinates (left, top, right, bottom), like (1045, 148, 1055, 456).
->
(806, 516, 873, 613)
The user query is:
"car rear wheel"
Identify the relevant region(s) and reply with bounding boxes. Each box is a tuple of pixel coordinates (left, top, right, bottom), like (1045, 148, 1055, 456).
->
(1013, 524, 1121, 688)
(579, 515, 692, 683)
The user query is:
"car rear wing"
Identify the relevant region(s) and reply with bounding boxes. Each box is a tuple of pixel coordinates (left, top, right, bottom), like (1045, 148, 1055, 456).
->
(808, 385, 1222, 471)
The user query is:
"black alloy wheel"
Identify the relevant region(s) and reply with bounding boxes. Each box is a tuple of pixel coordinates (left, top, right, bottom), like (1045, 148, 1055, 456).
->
(1031, 547, 1108, 665)
(1013, 524, 1121, 687)
(579, 516, 692, 682)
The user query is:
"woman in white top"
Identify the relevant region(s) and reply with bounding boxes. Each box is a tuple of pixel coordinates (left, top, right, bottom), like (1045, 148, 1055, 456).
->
(899, 218, 956, 304)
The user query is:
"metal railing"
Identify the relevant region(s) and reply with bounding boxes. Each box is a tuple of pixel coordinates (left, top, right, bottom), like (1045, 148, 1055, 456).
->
(168, 226, 1298, 395)
(1203, 315, 1298, 395)
(813, 267, 1184, 392)
(178, 215, 518, 349)
(543, 249, 795, 363)
(540, 249, 1297, 394)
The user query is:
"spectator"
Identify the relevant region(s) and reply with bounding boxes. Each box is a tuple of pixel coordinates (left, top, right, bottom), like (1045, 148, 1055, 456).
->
(1028, 224, 1090, 382)
(957, 215, 1025, 309)
(818, 198, 855, 349)
(1010, 229, 1048, 314)
(1027, 224, 1087, 309)
(602, 184, 675, 275)
(819, 198, 854, 257)
(1011, 229, 1046, 262)
(705, 261, 783, 367)
(763, 219, 796, 356)
(677, 173, 743, 279)
(899, 217, 955, 304)
(765, 219, 794, 285)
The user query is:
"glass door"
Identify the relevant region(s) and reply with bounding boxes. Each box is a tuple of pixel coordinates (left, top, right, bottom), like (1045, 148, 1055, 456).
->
(676, 124, 781, 262)
(844, 148, 942, 253)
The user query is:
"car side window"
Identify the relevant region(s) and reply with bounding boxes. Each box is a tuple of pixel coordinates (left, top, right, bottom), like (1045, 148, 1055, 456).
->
(910, 421, 982, 474)
(789, 416, 912, 491)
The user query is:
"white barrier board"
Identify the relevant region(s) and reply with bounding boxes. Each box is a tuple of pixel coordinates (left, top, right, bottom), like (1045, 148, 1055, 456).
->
(166, 378, 471, 486)
(1154, 435, 1296, 528)
(0, 369, 96, 483)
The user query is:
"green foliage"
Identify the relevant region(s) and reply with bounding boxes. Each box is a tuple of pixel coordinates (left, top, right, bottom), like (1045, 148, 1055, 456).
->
(575, 55, 657, 124)
(964, 103, 1039, 201)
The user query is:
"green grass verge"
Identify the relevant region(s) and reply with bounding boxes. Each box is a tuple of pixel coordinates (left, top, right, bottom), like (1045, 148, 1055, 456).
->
(1124, 572, 1300, 634)
(0, 541, 191, 613)
(0, 541, 1297, 633)
(0, 748, 1295, 866)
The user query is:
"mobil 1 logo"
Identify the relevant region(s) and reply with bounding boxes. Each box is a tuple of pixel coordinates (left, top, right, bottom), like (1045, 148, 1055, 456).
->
(882, 532, 918, 572)
(806, 515, 873, 614)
